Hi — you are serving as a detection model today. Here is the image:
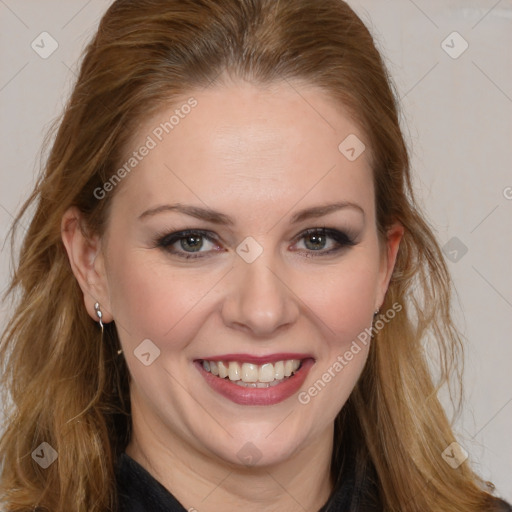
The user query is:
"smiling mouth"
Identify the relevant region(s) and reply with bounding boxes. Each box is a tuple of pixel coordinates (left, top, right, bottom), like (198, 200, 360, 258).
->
(199, 358, 304, 388)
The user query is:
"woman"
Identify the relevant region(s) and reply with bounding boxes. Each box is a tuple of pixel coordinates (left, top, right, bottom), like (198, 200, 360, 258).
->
(0, 0, 510, 511)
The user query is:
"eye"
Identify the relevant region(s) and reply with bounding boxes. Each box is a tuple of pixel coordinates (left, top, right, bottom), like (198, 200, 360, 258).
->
(292, 228, 356, 256)
(155, 229, 222, 259)
(154, 227, 356, 260)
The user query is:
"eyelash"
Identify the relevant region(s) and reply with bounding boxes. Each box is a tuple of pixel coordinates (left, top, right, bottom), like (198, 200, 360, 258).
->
(154, 228, 356, 260)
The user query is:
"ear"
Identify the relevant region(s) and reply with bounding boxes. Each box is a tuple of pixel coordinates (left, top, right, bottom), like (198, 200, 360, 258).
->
(375, 222, 404, 311)
(61, 206, 113, 324)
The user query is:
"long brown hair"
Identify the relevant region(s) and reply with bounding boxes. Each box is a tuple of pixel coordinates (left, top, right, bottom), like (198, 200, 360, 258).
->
(0, 0, 503, 510)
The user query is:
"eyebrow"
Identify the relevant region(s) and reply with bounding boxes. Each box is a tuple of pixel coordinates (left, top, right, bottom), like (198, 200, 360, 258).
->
(138, 201, 364, 224)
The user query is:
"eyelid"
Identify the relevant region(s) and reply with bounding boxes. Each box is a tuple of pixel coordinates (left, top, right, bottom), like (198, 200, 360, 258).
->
(156, 228, 219, 248)
(292, 227, 356, 244)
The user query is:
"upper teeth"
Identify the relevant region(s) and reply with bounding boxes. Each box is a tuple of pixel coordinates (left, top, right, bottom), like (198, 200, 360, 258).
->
(202, 359, 301, 383)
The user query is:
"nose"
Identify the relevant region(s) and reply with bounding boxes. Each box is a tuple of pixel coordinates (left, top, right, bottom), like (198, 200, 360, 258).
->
(220, 253, 300, 338)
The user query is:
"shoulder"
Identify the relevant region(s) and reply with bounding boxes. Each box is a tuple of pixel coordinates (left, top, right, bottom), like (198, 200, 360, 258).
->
(492, 498, 512, 511)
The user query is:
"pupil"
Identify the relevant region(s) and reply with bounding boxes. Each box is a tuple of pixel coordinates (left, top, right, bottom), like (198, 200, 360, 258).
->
(181, 236, 203, 252)
(305, 233, 326, 250)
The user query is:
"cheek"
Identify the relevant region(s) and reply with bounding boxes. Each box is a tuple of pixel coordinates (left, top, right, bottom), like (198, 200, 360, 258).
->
(106, 249, 216, 345)
(294, 253, 379, 345)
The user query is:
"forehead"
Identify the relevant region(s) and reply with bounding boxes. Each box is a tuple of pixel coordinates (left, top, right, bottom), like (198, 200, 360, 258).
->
(111, 80, 374, 222)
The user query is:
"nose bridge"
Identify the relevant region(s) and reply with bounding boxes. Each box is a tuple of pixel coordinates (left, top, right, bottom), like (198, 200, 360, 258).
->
(221, 246, 298, 336)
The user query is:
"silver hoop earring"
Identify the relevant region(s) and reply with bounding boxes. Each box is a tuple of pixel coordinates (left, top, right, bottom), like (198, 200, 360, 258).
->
(94, 302, 104, 332)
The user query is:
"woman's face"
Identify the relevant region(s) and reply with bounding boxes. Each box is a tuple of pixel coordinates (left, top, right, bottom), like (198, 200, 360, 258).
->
(93, 79, 401, 466)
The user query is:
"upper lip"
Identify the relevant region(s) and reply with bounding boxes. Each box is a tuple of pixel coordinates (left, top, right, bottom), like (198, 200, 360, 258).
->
(196, 353, 314, 364)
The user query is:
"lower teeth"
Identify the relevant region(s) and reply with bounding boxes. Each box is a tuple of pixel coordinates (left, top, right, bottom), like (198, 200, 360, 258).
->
(234, 377, 290, 388)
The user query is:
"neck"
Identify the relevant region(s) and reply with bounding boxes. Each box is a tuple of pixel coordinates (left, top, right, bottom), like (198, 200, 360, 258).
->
(125, 408, 334, 512)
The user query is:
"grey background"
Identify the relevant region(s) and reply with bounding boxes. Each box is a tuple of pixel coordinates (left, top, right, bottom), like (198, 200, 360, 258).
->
(1, 0, 511, 502)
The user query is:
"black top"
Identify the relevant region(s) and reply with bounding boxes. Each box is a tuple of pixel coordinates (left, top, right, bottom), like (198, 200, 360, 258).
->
(114, 452, 376, 511)
(115, 452, 512, 512)
(116, 453, 186, 511)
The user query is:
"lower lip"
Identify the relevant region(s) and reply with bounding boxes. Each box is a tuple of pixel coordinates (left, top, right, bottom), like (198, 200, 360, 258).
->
(195, 358, 315, 406)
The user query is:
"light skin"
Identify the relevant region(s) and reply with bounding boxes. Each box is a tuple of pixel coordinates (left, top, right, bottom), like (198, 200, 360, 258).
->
(62, 78, 403, 512)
